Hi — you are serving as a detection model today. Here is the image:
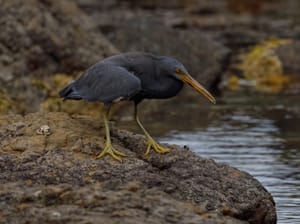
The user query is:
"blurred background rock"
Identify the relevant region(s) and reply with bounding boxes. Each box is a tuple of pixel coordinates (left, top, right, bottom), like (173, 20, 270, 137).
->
(1, 0, 299, 115)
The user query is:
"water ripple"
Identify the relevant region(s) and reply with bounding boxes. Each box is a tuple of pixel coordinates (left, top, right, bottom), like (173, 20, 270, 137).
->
(161, 113, 300, 223)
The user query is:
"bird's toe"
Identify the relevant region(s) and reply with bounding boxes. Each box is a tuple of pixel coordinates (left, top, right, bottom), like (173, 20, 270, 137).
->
(144, 137, 171, 156)
(96, 144, 127, 162)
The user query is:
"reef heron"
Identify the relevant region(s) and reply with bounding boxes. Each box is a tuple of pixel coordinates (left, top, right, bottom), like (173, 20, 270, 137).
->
(59, 52, 216, 161)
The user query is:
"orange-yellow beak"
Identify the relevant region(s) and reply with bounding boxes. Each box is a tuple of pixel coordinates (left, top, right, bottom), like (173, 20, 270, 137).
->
(176, 69, 216, 104)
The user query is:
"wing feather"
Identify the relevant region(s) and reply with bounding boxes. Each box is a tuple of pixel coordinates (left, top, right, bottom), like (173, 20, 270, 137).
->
(73, 63, 141, 103)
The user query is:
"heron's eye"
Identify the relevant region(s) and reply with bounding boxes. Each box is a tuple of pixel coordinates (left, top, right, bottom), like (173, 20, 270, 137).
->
(175, 68, 181, 73)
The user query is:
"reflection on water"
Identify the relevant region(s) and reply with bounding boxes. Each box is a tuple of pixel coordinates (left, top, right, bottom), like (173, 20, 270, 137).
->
(119, 93, 300, 224)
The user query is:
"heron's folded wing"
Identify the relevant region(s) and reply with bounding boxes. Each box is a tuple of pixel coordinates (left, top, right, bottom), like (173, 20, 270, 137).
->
(74, 64, 141, 103)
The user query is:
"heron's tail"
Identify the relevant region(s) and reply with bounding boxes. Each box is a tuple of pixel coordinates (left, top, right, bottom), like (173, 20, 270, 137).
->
(59, 81, 82, 100)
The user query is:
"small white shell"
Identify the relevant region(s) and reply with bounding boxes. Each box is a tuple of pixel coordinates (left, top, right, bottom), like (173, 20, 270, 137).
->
(36, 125, 51, 135)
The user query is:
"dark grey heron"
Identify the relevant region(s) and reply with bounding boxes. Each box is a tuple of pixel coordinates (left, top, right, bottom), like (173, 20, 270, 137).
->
(59, 52, 215, 161)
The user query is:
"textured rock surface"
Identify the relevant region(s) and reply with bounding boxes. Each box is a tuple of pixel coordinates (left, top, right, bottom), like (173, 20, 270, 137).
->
(0, 0, 117, 112)
(0, 112, 276, 224)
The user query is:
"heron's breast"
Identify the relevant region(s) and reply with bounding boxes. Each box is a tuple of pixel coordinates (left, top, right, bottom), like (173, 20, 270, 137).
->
(141, 78, 184, 99)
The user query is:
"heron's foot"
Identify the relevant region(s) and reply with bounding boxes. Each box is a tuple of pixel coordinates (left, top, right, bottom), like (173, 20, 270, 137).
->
(96, 142, 127, 162)
(144, 137, 171, 156)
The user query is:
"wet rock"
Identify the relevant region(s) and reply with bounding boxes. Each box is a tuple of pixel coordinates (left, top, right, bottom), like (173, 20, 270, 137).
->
(0, 112, 276, 224)
(0, 0, 117, 113)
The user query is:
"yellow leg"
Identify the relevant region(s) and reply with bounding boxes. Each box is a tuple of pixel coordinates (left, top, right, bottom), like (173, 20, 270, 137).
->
(96, 108, 127, 162)
(134, 104, 171, 156)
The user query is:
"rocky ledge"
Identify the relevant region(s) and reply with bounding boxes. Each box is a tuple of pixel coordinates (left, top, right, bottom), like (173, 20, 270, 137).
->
(0, 112, 276, 224)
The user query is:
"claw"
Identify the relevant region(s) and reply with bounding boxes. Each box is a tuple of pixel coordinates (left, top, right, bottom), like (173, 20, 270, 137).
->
(96, 144, 127, 162)
(144, 136, 171, 156)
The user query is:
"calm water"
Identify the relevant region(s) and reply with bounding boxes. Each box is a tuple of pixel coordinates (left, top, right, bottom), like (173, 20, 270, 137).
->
(119, 92, 300, 223)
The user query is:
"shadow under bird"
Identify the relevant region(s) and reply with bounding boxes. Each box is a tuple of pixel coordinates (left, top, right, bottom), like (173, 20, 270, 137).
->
(59, 52, 216, 161)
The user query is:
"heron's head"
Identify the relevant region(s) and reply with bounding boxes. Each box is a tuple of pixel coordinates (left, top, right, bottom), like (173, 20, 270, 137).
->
(160, 56, 216, 104)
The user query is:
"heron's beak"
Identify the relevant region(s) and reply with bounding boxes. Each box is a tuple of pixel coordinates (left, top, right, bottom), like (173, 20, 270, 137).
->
(177, 69, 216, 104)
